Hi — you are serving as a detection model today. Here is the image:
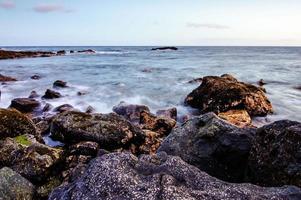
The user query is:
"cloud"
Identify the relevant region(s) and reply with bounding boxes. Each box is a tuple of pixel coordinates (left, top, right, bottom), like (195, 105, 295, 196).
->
(33, 4, 73, 13)
(186, 23, 230, 30)
(0, 0, 15, 9)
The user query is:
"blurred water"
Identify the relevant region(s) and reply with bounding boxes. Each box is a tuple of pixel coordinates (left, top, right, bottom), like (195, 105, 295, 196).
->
(0, 46, 300, 124)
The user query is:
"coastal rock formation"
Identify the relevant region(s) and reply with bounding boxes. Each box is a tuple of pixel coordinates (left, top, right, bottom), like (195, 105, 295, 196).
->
(247, 120, 301, 188)
(113, 102, 150, 124)
(218, 109, 252, 128)
(0, 49, 55, 59)
(0, 167, 35, 200)
(53, 104, 74, 113)
(0, 108, 38, 139)
(156, 107, 177, 120)
(139, 130, 163, 154)
(42, 89, 62, 99)
(9, 98, 40, 113)
(50, 111, 145, 150)
(49, 152, 301, 200)
(151, 46, 178, 51)
(185, 74, 273, 116)
(77, 49, 95, 53)
(158, 112, 255, 182)
(56, 50, 66, 55)
(0, 74, 17, 82)
(0, 135, 64, 183)
(53, 80, 68, 88)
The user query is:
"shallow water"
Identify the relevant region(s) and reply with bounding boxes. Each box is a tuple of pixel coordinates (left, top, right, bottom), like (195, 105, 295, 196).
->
(0, 46, 301, 125)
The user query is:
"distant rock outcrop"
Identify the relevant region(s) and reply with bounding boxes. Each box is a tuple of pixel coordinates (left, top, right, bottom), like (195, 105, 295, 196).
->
(151, 46, 178, 51)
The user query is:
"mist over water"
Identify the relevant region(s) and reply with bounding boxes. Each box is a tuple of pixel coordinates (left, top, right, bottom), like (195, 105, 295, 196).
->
(0, 46, 301, 125)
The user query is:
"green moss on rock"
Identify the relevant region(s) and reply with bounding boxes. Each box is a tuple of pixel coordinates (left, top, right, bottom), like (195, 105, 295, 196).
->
(14, 135, 32, 146)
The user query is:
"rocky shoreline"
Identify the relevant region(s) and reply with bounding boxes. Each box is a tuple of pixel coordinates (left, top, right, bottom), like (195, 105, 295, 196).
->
(0, 73, 300, 200)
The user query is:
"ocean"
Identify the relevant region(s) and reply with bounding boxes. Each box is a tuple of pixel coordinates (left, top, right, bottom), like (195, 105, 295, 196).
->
(0, 46, 301, 125)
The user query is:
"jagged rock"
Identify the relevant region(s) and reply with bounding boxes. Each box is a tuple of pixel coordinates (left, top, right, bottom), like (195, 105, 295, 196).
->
(185, 74, 273, 116)
(218, 109, 252, 127)
(0, 167, 35, 200)
(158, 112, 255, 182)
(0, 108, 38, 140)
(0, 74, 17, 82)
(42, 89, 62, 99)
(53, 80, 68, 88)
(85, 105, 95, 113)
(113, 102, 150, 124)
(139, 130, 163, 155)
(50, 111, 145, 150)
(247, 120, 301, 188)
(9, 98, 40, 113)
(156, 107, 177, 120)
(49, 152, 301, 200)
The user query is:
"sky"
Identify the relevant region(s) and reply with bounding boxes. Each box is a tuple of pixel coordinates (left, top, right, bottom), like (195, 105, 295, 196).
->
(0, 0, 301, 46)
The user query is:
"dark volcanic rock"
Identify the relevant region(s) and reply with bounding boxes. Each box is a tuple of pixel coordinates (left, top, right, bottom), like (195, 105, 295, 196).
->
(185, 74, 273, 116)
(0, 74, 17, 82)
(77, 49, 95, 53)
(151, 46, 178, 51)
(0, 108, 38, 140)
(0, 167, 35, 200)
(0, 49, 55, 60)
(50, 111, 145, 150)
(158, 112, 255, 182)
(247, 120, 301, 188)
(156, 107, 177, 120)
(9, 98, 40, 113)
(53, 80, 68, 88)
(49, 152, 301, 200)
(113, 102, 150, 124)
(57, 50, 66, 55)
(69, 141, 99, 157)
(42, 89, 62, 99)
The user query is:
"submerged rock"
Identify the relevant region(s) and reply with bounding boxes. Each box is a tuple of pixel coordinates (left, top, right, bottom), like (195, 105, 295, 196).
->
(248, 120, 301, 188)
(0, 74, 17, 82)
(50, 111, 145, 150)
(158, 112, 255, 182)
(49, 152, 301, 200)
(218, 109, 252, 127)
(113, 102, 150, 124)
(42, 89, 62, 99)
(9, 98, 40, 113)
(0, 167, 35, 200)
(53, 80, 68, 88)
(185, 74, 273, 116)
(151, 46, 178, 51)
(0, 108, 38, 139)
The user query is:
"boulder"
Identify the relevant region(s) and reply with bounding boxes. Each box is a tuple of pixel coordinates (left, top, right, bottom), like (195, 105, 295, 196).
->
(158, 112, 255, 182)
(42, 89, 62, 99)
(0, 74, 17, 82)
(50, 111, 145, 150)
(69, 141, 99, 157)
(218, 109, 252, 128)
(28, 90, 39, 98)
(0, 108, 38, 140)
(139, 130, 163, 155)
(247, 120, 301, 188)
(0, 135, 64, 183)
(151, 46, 178, 51)
(113, 102, 150, 124)
(9, 98, 40, 113)
(53, 104, 74, 113)
(0, 167, 35, 200)
(53, 80, 68, 88)
(49, 152, 301, 200)
(156, 107, 177, 120)
(185, 74, 273, 116)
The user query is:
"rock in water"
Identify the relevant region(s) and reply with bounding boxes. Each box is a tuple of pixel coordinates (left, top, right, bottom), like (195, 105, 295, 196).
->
(0, 74, 17, 82)
(0, 167, 35, 200)
(9, 98, 40, 113)
(158, 112, 255, 182)
(49, 152, 301, 200)
(113, 102, 150, 124)
(50, 111, 145, 150)
(156, 107, 177, 120)
(0, 108, 38, 140)
(247, 120, 301, 188)
(151, 46, 178, 51)
(185, 74, 273, 116)
(218, 109, 252, 127)
(42, 89, 62, 99)
(53, 80, 68, 88)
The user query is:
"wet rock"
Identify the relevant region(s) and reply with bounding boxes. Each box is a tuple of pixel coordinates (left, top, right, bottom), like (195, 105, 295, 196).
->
(247, 120, 301, 188)
(0, 74, 17, 82)
(49, 152, 301, 200)
(77, 91, 88, 96)
(151, 46, 178, 51)
(218, 109, 252, 128)
(185, 74, 273, 116)
(42, 103, 53, 112)
(0, 135, 64, 183)
(0, 167, 35, 200)
(158, 112, 255, 182)
(53, 80, 68, 88)
(156, 107, 177, 120)
(70, 50, 74, 53)
(9, 98, 40, 113)
(28, 90, 39, 98)
(85, 105, 95, 113)
(50, 111, 145, 150)
(57, 50, 66, 55)
(140, 111, 176, 136)
(53, 104, 74, 113)
(30, 74, 41, 80)
(258, 79, 266, 86)
(42, 89, 62, 99)
(139, 130, 163, 155)
(0, 108, 38, 140)
(113, 102, 150, 124)
(35, 119, 51, 135)
(69, 141, 99, 157)
(188, 77, 203, 84)
(77, 49, 95, 53)
(0, 49, 56, 60)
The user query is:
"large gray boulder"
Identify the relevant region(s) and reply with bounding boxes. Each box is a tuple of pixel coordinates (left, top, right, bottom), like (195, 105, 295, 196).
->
(49, 152, 301, 200)
(158, 112, 255, 182)
(0, 167, 35, 200)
